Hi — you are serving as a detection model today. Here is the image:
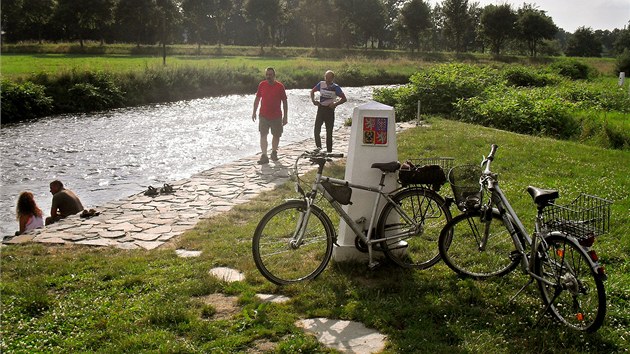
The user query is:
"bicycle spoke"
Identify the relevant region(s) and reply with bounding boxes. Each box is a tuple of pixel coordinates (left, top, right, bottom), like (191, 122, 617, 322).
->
(535, 235, 606, 332)
(379, 188, 451, 269)
(253, 201, 334, 285)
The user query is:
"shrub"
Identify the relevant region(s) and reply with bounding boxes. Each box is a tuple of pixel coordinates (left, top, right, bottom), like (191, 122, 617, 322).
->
(550, 59, 595, 80)
(615, 49, 630, 76)
(502, 66, 559, 87)
(373, 84, 419, 121)
(0, 79, 53, 123)
(374, 63, 503, 121)
(29, 71, 125, 113)
(559, 81, 630, 113)
(454, 86, 580, 139)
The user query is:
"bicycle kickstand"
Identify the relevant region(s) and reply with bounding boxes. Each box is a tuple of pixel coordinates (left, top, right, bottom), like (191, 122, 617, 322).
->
(509, 277, 535, 303)
(533, 286, 563, 328)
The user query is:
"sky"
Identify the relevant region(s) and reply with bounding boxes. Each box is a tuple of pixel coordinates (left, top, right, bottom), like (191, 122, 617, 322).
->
(428, 0, 630, 32)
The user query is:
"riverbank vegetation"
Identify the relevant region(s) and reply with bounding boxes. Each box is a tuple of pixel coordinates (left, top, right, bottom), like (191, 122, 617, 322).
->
(374, 61, 630, 150)
(2, 119, 629, 352)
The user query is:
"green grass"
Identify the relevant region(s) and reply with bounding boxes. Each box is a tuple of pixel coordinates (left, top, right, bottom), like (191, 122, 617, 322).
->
(2, 118, 628, 353)
(0, 52, 423, 81)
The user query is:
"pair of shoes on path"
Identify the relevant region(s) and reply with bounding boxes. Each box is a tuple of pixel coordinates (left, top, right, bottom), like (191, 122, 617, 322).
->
(258, 151, 278, 165)
(144, 183, 175, 196)
(80, 209, 100, 218)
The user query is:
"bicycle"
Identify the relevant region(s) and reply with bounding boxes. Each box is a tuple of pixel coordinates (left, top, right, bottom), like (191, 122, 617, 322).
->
(438, 144, 611, 332)
(252, 150, 453, 285)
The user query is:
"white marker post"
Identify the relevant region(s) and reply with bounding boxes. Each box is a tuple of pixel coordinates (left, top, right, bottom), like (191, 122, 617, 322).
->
(618, 72, 625, 87)
(333, 101, 398, 262)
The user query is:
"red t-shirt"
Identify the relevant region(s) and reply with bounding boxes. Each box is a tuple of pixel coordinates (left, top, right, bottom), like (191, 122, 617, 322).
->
(256, 80, 287, 119)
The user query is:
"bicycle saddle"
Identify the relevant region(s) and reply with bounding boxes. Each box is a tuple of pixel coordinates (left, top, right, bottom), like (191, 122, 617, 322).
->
(371, 161, 401, 172)
(527, 186, 559, 207)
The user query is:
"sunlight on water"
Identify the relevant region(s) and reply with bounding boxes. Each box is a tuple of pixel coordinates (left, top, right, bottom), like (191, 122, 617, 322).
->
(0, 87, 379, 237)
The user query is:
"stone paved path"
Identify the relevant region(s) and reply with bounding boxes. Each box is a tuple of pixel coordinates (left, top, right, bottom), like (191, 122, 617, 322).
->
(3, 125, 353, 248)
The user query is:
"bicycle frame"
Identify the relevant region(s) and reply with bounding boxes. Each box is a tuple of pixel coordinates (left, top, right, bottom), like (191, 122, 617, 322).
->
(476, 147, 601, 288)
(293, 156, 420, 267)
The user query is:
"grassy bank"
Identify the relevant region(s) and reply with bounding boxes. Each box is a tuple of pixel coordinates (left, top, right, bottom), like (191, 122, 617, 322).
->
(2, 118, 628, 353)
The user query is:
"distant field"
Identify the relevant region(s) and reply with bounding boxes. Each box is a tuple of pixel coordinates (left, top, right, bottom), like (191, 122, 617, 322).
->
(0, 53, 423, 80)
(1, 43, 618, 80)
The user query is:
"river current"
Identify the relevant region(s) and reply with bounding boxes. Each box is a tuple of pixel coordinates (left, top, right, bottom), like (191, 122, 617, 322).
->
(0, 87, 380, 237)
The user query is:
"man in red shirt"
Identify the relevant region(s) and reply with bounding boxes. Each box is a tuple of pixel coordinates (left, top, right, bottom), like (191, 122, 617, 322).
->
(252, 67, 288, 164)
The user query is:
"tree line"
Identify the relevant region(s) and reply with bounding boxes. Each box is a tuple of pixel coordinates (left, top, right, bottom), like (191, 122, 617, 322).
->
(1, 0, 629, 57)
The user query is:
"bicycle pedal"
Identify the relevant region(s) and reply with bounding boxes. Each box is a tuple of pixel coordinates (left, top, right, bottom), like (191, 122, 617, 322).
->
(509, 250, 522, 261)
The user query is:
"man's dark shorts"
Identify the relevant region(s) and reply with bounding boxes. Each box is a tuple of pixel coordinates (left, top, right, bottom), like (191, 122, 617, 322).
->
(259, 116, 283, 136)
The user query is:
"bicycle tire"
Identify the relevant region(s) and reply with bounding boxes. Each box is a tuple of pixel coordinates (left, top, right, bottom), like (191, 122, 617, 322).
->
(378, 188, 452, 269)
(252, 200, 335, 285)
(439, 210, 520, 279)
(534, 234, 606, 332)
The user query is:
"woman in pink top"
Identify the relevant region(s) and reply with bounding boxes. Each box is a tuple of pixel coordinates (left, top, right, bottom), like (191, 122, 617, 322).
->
(15, 191, 44, 235)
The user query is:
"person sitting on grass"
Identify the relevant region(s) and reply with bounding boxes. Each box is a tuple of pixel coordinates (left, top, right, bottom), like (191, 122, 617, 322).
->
(45, 180, 84, 226)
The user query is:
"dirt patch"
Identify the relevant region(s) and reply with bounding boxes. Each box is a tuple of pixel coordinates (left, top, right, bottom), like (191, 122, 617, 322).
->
(201, 293, 241, 320)
(247, 339, 277, 353)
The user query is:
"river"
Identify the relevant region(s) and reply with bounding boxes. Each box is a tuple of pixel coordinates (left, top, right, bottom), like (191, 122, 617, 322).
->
(0, 87, 381, 237)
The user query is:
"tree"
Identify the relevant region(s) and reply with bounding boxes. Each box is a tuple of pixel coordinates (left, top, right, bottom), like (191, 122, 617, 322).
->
(212, 0, 234, 47)
(1, 0, 56, 43)
(480, 4, 517, 55)
(441, 0, 473, 52)
(1, 0, 26, 42)
(381, 0, 405, 49)
(182, 0, 214, 51)
(244, 0, 282, 50)
(398, 0, 432, 52)
(516, 4, 557, 57)
(115, 0, 159, 46)
(155, 0, 183, 64)
(52, 0, 117, 46)
(467, 2, 483, 52)
(566, 26, 602, 57)
(612, 22, 630, 55)
(352, 0, 387, 48)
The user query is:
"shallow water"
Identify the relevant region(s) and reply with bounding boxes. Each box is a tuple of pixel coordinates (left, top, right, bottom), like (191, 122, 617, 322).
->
(0, 87, 380, 237)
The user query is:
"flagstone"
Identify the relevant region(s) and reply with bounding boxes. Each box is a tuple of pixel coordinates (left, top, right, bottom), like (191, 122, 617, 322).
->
(132, 233, 161, 241)
(134, 240, 164, 250)
(98, 230, 127, 239)
(108, 222, 142, 232)
(77, 238, 119, 247)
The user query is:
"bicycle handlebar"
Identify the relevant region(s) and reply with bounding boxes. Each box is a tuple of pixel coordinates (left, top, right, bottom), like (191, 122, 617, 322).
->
(482, 144, 499, 173)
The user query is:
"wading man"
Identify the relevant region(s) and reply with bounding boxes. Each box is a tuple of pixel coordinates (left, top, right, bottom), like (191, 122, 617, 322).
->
(252, 67, 288, 164)
(310, 70, 346, 153)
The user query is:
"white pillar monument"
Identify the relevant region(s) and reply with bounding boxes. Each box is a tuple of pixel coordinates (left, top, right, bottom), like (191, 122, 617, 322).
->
(333, 101, 398, 262)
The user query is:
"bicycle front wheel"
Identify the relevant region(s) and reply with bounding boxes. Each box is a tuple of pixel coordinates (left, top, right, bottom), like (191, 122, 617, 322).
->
(378, 188, 452, 269)
(439, 210, 519, 279)
(252, 200, 335, 285)
(535, 234, 606, 332)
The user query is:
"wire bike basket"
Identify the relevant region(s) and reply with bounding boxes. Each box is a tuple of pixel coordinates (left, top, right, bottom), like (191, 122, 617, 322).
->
(398, 157, 454, 190)
(542, 194, 612, 240)
(448, 164, 482, 211)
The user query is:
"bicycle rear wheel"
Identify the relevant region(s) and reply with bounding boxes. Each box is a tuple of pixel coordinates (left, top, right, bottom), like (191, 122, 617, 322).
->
(378, 188, 451, 269)
(535, 234, 606, 332)
(439, 210, 519, 279)
(252, 200, 335, 285)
